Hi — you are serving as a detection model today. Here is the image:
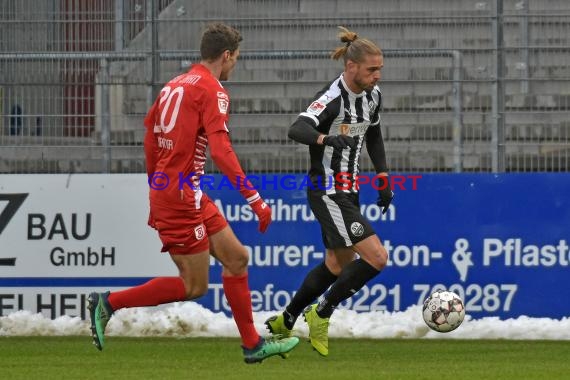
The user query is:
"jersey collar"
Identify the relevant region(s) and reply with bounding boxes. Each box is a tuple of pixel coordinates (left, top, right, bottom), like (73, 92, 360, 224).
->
(190, 63, 212, 76)
(191, 63, 223, 87)
(340, 73, 365, 98)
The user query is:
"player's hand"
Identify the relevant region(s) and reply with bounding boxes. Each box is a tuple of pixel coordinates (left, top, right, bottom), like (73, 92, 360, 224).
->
(249, 197, 272, 233)
(323, 135, 356, 149)
(376, 176, 394, 214)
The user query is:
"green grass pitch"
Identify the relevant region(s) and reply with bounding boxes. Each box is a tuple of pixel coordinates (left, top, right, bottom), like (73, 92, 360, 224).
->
(1, 337, 569, 379)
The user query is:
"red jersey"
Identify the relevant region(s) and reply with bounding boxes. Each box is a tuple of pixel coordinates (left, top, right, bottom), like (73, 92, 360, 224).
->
(144, 64, 231, 210)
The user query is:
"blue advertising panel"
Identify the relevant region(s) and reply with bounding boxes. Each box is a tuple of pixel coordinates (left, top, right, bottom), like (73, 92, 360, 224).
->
(198, 173, 570, 319)
(1, 173, 568, 320)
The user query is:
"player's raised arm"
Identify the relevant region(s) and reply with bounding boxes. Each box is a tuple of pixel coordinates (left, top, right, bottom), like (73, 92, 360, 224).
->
(288, 93, 355, 149)
(288, 116, 322, 145)
(289, 116, 355, 149)
(208, 130, 272, 233)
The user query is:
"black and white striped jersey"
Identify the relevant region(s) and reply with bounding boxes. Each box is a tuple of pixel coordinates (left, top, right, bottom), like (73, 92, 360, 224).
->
(298, 73, 382, 194)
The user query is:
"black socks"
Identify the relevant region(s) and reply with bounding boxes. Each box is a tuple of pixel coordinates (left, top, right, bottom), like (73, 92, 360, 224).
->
(316, 259, 380, 318)
(283, 262, 337, 329)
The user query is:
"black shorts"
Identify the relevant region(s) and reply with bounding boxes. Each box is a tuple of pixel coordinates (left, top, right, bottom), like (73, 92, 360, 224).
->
(308, 191, 376, 249)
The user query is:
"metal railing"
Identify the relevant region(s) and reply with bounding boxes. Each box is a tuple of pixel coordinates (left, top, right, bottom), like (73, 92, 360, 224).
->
(1, 0, 569, 173)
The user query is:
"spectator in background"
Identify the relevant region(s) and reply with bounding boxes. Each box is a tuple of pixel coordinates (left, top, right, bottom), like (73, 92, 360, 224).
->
(87, 22, 299, 363)
(265, 26, 394, 357)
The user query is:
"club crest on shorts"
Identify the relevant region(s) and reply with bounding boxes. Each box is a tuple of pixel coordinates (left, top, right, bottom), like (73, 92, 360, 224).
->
(350, 222, 364, 237)
(194, 224, 205, 240)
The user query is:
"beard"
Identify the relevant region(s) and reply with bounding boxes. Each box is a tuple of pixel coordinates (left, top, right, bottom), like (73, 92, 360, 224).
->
(354, 77, 376, 92)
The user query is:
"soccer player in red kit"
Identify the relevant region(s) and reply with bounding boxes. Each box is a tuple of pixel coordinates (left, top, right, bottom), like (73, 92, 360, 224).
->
(87, 23, 299, 363)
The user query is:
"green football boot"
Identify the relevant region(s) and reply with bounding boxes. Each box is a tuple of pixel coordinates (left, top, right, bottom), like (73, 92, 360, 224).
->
(87, 291, 113, 351)
(243, 336, 300, 364)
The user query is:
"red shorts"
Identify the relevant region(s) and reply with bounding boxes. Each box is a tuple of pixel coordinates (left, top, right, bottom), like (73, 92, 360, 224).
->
(149, 193, 228, 255)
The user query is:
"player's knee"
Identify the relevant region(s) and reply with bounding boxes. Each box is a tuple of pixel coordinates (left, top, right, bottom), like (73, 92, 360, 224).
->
(371, 245, 388, 270)
(223, 246, 249, 274)
(324, 257, 341, 275)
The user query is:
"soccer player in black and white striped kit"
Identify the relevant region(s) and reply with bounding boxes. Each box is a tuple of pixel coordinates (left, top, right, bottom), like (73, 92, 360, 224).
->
(266, 26, 393, 356)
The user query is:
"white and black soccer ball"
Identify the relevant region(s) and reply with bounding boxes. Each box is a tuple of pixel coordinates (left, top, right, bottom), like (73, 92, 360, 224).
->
(422, 290, 465, 333)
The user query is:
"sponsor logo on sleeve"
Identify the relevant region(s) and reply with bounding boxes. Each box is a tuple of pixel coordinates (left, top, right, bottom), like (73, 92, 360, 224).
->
(307, 101, 326, 116)
(217, 91, 229, 114)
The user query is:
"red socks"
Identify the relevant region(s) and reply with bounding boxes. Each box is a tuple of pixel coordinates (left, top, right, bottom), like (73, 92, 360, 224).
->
(106, 274, 260, 349)
(222, 273, 260, 349)
(108, 277, 187, 310)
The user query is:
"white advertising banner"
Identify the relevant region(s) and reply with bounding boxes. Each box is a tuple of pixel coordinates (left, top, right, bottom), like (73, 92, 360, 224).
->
(0, 174, 177, 318)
